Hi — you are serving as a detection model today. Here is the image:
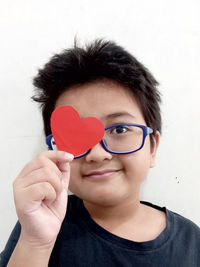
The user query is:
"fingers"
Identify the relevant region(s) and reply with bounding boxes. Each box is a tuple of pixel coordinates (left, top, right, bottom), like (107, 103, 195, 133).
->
(15, 182, 57, 213)
(16, 168, 63, 194)
(13, 151, 73, 204)
(28, 182, 56, 202)
(18, 151, 74, 178)
(57, 161, 70, 173)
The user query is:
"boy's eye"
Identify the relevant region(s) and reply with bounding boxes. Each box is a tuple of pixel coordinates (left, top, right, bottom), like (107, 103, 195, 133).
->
(110, 126, 128, 134)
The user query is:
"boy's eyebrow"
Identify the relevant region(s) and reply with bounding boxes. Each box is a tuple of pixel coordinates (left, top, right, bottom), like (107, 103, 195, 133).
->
(103, 112, 136, 120)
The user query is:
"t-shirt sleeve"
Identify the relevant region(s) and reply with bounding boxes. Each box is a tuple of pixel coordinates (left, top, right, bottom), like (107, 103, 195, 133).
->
(0, 221, 21, 267)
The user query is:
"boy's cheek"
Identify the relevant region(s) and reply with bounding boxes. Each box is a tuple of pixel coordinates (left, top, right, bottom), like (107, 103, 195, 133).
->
(121, 151, 151, 173)
(70, 161, 82, 180)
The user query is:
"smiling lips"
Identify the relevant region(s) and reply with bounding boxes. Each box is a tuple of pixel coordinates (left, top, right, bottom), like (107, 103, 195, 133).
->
(83, 169, 121, 180)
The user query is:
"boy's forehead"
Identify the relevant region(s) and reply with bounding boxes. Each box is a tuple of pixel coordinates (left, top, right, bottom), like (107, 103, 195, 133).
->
(100, 112, 136, 121)
(56, 80, 132, 101)
(55, 80, 143, 121)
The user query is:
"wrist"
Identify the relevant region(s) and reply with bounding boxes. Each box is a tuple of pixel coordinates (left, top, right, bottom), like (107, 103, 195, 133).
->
(7, 235, 55, 267)
(19, 229, 57, 249)
(18, 233, 56, 252)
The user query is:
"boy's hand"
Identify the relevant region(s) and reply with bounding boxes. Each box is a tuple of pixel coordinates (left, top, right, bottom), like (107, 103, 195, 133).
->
(13, 150, 74, 248)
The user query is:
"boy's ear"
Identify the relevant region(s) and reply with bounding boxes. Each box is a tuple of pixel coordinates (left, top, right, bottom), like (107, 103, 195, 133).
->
(150, 131, 160, 168)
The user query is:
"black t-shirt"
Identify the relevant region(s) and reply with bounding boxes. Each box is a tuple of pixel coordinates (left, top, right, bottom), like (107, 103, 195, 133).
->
(1, 195, 200, 266)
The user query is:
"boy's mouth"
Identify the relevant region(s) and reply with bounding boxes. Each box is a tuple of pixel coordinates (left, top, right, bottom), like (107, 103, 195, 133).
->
(83, 169, 121, 180)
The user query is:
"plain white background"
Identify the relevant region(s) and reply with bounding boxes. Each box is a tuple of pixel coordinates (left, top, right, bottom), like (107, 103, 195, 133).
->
(0, 0, 200, 251)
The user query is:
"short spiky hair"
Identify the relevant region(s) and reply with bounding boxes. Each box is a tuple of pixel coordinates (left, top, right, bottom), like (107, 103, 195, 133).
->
(32, 39, 161, 144)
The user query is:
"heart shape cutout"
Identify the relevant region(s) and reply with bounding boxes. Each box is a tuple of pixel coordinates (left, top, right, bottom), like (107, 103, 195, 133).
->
(50, 106, 105, 157)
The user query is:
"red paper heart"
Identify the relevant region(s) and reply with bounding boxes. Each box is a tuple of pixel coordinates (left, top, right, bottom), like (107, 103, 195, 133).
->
(50, 106, 105, 157)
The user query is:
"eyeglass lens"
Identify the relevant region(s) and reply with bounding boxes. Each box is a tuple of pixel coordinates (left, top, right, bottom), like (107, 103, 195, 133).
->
(104, 125, 143, 153)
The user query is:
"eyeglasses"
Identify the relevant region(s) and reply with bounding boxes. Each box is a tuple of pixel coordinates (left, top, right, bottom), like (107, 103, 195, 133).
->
(46, 123, 153, 159)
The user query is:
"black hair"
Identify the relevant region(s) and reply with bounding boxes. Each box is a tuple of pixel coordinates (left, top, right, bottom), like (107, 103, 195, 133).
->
(32, 39, 161, 145)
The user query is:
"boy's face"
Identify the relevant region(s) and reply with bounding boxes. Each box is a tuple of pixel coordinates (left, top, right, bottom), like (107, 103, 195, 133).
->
(55, 80, 159, 206)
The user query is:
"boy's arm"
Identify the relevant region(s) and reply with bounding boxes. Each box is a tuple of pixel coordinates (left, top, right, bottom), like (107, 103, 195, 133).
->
(7, 235, 54, 267)
(4, 150, 73, 267)
(0, 221, 21, 266)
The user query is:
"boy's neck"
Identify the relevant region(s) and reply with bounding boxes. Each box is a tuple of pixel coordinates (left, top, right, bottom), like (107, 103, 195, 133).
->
(83, 195, 142, 225)
(83, 196, 167, 242)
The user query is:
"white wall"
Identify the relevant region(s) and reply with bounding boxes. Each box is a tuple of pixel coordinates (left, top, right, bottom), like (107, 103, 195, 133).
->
(0, 0, 200, 251)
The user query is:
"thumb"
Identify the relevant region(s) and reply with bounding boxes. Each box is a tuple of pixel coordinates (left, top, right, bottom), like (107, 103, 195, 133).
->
(61, 172, 70, 190)
(50, 188, 68, 222)
(57, 161, 71, 190)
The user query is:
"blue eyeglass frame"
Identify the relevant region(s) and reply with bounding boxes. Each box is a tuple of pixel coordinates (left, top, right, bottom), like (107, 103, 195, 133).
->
(46, 123, 153, 159)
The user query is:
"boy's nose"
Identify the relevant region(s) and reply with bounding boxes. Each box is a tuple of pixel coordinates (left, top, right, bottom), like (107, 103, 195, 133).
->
(85, 142, 112, 162)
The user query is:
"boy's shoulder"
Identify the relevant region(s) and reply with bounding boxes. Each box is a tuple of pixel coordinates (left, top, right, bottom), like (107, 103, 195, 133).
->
(142, 200, 200, 250)
(169, 208, 200, 235)
(142, 200, 200, 230)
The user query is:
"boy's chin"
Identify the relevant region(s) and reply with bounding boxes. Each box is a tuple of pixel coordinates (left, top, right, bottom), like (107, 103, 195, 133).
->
(81, 191, 131, 207)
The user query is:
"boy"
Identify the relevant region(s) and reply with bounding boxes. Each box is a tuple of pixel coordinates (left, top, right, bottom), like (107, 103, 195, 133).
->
(1, 39, 200, 266)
